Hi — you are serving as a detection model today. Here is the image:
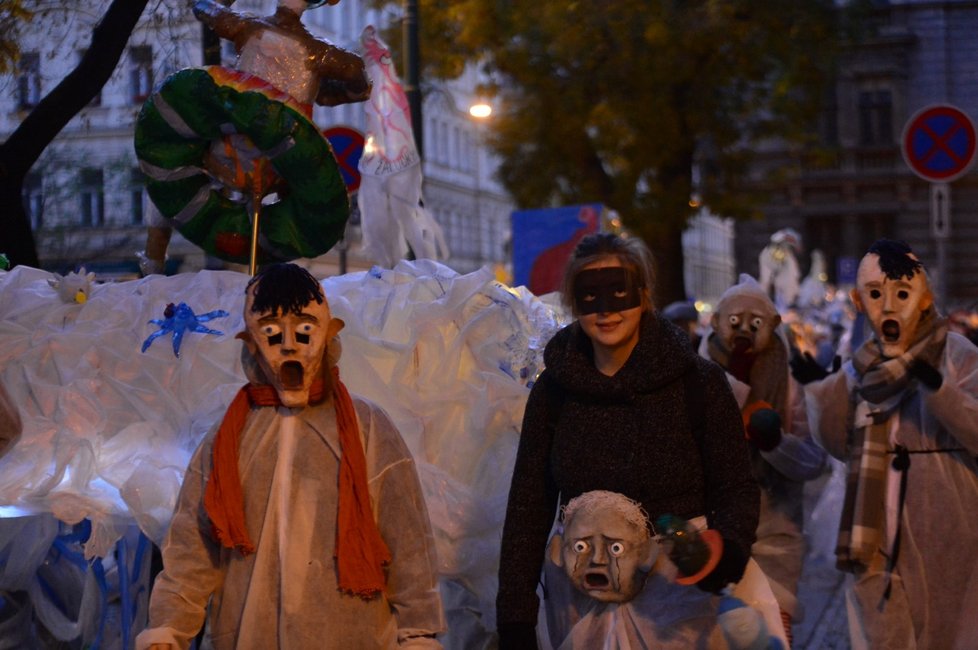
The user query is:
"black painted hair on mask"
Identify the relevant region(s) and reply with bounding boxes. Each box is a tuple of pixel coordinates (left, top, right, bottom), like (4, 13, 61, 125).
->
(866, 239, 923, 281)
(246, 263, 324, 315)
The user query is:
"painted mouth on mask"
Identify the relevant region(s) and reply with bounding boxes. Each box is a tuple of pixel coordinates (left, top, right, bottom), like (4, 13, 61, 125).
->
(732, 336, 752, 352)
(882, 319, 900, 342)
(280, 361, 304, 389)
(584, 572, 610, 589)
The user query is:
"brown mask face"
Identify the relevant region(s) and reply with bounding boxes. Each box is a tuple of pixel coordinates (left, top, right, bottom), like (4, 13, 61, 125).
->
(242, 285, 343, 407)
(711, 295, 781, 356)
(851, 253, 933, 358)
(549, 502, 658, 603)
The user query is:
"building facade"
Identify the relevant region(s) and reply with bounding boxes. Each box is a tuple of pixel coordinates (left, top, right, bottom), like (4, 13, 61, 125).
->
(1, 1, 514, 279)
(736, 0, 978, 309)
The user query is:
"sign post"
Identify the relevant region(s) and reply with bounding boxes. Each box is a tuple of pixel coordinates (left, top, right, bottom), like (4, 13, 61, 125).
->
(901, 104, 977, 307)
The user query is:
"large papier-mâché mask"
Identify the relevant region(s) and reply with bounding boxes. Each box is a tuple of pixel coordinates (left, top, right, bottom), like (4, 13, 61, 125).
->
(711, 294, 781, 356)
(851, 253, 933, 358)
(242, 285, 342, 407)
(548, 492, 658, 603)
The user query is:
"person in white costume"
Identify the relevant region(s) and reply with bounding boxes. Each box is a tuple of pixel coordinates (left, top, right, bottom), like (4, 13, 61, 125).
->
(136, 263, 445, 649)
(699, 275, 826, 643)
(805, 239, 978, 649)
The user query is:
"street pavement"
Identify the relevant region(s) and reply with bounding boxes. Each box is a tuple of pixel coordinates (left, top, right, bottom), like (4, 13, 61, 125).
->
(791, 461, 852, 650)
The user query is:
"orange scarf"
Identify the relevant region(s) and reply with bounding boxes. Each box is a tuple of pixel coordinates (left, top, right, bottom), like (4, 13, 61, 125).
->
(203, 368, 391, 599)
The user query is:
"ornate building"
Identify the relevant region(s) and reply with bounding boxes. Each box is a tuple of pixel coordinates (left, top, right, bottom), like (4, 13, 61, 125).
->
(736, 0, 978, 309)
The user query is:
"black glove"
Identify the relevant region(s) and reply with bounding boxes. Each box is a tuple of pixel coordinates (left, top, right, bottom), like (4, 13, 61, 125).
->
(746, 408, 782, 452)
(789, 351, 840, 385)
(497, 622, 539, 650)
(909, 359, 943, 391)
(696, 539, 749, 594)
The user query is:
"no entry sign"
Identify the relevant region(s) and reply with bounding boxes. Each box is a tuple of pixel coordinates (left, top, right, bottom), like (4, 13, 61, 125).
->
(901, 104, 977, 182)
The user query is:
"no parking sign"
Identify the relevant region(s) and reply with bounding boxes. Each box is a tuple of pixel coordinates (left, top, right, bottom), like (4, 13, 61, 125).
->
(323, 126, 366, 193)
(901, 104, 977, 182)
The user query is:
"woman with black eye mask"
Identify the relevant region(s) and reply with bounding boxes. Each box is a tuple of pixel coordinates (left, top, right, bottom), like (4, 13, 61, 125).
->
(495, 233, 762, 649)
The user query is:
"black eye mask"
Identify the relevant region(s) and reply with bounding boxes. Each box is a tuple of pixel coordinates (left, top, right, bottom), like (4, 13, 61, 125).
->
(574, 267, 643, 315)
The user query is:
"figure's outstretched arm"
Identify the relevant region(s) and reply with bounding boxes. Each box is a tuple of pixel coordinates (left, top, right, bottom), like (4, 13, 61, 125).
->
(192, 0, 254, 52)
(310, 42, 372, 105)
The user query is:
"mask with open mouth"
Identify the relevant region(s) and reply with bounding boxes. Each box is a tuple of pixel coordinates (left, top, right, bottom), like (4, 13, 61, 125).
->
(548, 491, 658, 603)
(851, 243, 933, 359)
(711, 275, 781, 357)
(241, 264, 344, 407)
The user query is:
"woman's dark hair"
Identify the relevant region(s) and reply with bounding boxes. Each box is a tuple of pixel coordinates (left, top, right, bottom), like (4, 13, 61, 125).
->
(560, 232, 656, 315)
(246, 263, 324, 315)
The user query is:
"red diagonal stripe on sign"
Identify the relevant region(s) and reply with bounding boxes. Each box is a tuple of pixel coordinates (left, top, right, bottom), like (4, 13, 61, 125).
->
(919, 121, 966, 166)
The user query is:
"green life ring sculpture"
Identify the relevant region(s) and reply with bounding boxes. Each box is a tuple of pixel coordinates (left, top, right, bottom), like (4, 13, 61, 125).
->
(134, 66, 349, 265)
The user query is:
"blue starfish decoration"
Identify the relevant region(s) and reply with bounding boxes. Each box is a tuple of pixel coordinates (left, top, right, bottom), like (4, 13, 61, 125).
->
(141, 302, 229, 358)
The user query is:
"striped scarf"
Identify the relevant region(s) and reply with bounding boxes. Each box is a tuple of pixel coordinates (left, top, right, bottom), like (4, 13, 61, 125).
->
(836, 309, 946, 572)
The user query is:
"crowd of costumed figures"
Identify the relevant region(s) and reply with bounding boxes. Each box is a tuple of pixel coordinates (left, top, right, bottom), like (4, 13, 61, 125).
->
(5, 1, 978, 649)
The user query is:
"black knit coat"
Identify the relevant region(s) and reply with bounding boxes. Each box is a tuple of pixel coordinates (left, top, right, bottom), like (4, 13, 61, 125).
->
(496, 314, 760, 627)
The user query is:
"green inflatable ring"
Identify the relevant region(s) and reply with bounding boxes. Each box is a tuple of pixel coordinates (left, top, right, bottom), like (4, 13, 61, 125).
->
(134, 66, 349, 264)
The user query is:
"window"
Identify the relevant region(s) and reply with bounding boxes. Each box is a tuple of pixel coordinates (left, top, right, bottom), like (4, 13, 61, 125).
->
(79, 168, 105, 227)
(23, 172, 43, 230)
(130, 45, 153, 104)
(17, 52, 41, 110)
(858, 90, 893, 146)
(130, 168, 146, 225)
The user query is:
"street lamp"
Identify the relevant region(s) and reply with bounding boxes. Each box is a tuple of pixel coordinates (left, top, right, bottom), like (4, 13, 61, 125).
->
(469, 102, 492, 119)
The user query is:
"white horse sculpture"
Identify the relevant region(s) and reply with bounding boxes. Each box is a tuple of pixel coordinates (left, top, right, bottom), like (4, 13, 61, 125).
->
(357, 25, 449, 268)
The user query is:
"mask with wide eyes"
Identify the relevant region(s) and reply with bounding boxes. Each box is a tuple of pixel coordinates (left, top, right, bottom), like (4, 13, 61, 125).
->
(609, 541, 626, 557)
(261, 322, 283, 345)
(728, 314, 741, 327)
(295, 322, 317, 344)
(573, 540, 591, 554)
(750, 316, 764, 330)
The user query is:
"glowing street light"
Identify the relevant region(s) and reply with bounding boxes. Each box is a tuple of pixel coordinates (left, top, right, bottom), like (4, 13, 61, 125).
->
(469, 103, 492, 119)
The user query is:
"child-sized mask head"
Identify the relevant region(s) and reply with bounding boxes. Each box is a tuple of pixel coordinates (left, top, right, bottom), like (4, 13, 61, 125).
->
(711, 274, 781, 355)
(548, 490, 658, 603)
(241, 263, 344, 407)
(851, 239, 933, 358)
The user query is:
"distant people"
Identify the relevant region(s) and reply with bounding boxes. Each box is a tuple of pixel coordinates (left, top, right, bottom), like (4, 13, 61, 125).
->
(804, 239, 978, 648)
(496, 233, 760, 648)
(661, 300, 701, 349)
(699, 274, 826, 644)
(758, 229, 802, 311)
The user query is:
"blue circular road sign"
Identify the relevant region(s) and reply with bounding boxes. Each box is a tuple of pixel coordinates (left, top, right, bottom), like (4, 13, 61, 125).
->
(901, 104, 977, 182)
(323, 126, 366, 193)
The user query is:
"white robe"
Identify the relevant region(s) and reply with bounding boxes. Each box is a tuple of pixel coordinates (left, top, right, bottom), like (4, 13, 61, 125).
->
(805, 332, 978, 649)
(136, 396, 445, 649)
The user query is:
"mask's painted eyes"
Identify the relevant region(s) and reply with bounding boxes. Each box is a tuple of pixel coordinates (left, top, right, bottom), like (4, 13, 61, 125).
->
(298, 323, 316, 334)
(897, 290, 909, 300)
(261, 323, 282, 337)
(573, 540, 590, 554)
(869, 289, 882, 299)
(751, 317, 764, 329)
(728, 315, 741, 327)
(609, 542, 625, 556)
